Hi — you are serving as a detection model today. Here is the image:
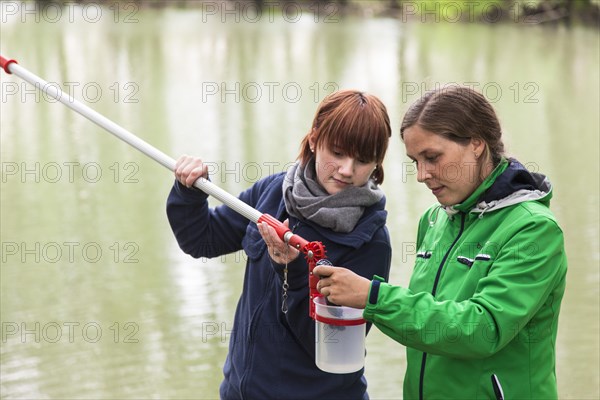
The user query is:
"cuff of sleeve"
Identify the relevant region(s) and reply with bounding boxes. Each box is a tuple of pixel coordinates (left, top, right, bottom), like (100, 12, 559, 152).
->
(368, 275, 386, 305)
(364, 275, 386, 321)
(174, 179, 210, 201)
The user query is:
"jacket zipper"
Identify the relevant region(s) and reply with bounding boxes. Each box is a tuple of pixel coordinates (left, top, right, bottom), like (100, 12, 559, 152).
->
(419, 213, 466, 400)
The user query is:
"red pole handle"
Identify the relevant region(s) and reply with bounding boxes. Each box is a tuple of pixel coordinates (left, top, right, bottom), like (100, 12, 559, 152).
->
(0, 55, 18, 74)
(257, 214, 326, 259)
(257, 214, 309, 252)
(256, 214, 327, 319)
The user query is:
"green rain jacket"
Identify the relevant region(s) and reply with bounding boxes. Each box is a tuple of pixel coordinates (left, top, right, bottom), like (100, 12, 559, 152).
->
(364, 158, 567, 399)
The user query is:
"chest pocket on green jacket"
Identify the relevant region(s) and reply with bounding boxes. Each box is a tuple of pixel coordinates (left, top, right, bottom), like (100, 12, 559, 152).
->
(456, 253, 492, 268)
(414, 250, 433, 268)
(427, 252, 492, 300)
(411, 250, 434, 281)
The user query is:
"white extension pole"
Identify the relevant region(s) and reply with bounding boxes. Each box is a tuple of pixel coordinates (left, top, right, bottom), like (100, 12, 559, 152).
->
(2, 56, 325, 324)
(1, 56, 263, 223)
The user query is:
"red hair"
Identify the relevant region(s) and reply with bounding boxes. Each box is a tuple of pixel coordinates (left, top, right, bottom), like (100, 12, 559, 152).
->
(298, 90, 391, 184)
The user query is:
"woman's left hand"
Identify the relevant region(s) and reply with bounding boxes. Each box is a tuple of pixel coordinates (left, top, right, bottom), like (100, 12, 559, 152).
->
(258, 220, 301, 264)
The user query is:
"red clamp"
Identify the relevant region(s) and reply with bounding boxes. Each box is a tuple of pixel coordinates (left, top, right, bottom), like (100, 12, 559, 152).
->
(304, 241, 326, 320)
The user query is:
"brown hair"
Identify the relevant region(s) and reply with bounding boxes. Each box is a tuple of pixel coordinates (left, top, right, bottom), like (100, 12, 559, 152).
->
(299, 90, 392, 184)
(400, 86, 505, 167)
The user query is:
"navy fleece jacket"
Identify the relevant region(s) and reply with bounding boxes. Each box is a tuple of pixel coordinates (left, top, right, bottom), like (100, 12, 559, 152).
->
(167, 172, 392, 400)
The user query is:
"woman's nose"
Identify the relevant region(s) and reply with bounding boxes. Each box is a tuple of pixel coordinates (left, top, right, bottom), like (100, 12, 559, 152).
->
(417, 164, 432, 183)
(338, 157, 355, 176)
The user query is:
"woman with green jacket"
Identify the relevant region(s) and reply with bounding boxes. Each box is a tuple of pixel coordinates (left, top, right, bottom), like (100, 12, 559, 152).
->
(313, 86, 567, 399)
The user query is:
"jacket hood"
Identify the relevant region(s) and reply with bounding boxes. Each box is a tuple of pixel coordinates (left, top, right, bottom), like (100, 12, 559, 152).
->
(474, 158, 552, 212)
(444, 158, 553, 218)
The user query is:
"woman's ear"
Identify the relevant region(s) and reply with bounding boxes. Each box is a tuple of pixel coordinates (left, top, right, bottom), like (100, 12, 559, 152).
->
(308, 129, 317, 152)
(471, 138, 485, 159)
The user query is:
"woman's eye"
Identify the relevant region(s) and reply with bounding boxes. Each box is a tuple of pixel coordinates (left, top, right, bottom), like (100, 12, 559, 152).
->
(425, 155, 439, 162)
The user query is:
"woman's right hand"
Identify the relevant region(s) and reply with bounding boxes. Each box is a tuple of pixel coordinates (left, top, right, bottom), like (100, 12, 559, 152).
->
(174, 155, 209, 188)
(257, 220, 301, 264)
(313, 265, 371, 309)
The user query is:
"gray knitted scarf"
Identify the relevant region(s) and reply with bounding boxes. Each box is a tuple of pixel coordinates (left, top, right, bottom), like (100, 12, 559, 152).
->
(282, 159, 384, 233)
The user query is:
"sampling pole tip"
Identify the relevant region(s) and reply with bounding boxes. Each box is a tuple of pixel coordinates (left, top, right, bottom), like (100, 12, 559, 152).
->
(0, 55, 18, 74)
